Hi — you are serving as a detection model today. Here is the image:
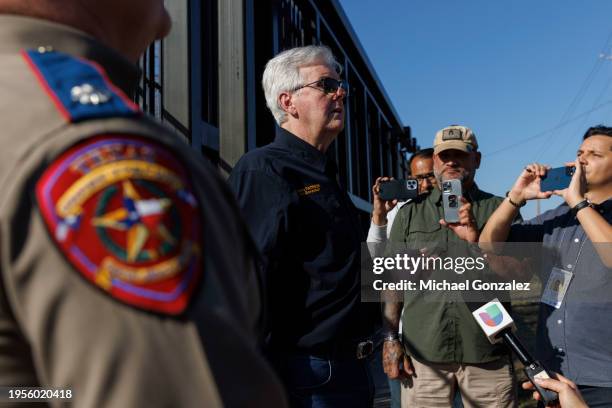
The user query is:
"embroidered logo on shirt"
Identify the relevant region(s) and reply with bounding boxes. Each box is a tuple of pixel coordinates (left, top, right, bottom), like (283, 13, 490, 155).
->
(297, 184, 321, 196)
(35, 135, 202, 315)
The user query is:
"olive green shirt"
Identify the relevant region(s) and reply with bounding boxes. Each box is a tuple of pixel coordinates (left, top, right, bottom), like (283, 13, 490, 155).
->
(389, 185, 515, 364)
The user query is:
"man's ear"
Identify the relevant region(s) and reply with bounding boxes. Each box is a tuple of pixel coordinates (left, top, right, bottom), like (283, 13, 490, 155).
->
(278, 92, 298, 117)
(474, 151, 482, 169)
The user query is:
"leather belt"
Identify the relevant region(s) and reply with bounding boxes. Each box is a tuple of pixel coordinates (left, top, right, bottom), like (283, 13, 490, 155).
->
(294, 339, 376, 361)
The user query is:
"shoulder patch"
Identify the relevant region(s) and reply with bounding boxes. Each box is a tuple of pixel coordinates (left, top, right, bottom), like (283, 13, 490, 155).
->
(36, 136, 202, 315)
(21, 49, 140, 123)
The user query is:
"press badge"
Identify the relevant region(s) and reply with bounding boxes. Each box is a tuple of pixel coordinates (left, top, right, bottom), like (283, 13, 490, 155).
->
(541, 267, 573, 309)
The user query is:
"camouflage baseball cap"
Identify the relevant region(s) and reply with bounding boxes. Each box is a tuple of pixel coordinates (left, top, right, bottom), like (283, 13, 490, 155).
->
(433, 125, 478, 154)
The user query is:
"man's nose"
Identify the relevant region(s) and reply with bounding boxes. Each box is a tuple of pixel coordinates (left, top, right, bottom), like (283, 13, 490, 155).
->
(420, 179, 432, 191)
(445, 160, 458, 167)
(333, 86, 347, 100)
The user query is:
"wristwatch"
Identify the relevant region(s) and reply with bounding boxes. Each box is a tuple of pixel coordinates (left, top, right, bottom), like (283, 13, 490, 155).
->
(571, 199, 590, 216)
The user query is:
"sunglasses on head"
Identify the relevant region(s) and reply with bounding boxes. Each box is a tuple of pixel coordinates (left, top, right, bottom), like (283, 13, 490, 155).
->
(294, 77, 348, 95)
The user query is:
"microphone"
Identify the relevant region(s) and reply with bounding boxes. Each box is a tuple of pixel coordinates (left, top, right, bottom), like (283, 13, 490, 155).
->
(472, 299, 558, 405)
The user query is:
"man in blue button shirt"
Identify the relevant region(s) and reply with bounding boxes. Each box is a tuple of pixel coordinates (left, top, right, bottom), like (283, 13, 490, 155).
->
(480, 125, 612, 407)
(229, 45, 376, 408)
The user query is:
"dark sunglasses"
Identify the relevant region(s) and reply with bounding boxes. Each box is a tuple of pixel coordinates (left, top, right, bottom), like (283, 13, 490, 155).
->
(294, 77, 348, 95)
(414, 172, 435, 182)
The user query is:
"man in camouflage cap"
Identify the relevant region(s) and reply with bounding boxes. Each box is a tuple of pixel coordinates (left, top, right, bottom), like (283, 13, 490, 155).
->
(383, 125, 518, 407)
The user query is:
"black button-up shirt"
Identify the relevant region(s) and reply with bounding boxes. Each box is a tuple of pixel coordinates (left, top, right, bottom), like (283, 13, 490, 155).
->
(509, 200, 612, 387)
(229, 127, 369, 351)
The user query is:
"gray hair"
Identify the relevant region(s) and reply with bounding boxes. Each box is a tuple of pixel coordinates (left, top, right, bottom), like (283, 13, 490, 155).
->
(262, 45, 342, 125)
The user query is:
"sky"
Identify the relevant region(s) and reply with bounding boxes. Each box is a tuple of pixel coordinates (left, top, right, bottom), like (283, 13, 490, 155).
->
(337, 0, 612, 219)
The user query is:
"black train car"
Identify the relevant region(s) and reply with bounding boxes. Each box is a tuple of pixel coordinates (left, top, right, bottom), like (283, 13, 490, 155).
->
(137, 0, 418, 231)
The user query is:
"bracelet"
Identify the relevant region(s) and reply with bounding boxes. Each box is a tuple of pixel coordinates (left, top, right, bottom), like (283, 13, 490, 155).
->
(571, 199, 590, 216)
(505, 191, 526, 208)
(383, 333, 400, 343)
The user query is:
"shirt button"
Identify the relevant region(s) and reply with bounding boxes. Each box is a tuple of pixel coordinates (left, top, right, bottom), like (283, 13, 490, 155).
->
(574, 238, 580, 243)
(557, 319, 563, 324)
(567, 264, 573, 270)
(37, 45, 54, 53)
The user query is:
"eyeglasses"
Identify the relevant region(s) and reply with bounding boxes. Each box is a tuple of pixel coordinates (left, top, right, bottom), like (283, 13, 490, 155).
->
(294, 77, 348, 96)
(414, 172, 436, 182)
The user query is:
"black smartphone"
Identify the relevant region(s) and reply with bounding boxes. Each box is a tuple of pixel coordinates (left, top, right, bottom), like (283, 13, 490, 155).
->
(540, 166, 576, 192)
(524, 362, 559, 405)
(379, 179, 418, 201)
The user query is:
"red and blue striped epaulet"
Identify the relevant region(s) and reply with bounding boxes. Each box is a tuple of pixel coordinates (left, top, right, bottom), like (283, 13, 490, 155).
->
(22, 48, 141, 122)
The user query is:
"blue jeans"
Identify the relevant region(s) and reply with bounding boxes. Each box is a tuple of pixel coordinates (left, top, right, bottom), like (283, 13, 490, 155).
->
(273, 353, 374, 408)
(387, 378, 401, 408)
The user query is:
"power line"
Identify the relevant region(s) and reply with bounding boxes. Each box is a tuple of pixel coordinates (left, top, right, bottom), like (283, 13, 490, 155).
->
(484, 99, 612, 158)
(553, 68, 612, 159)
(550, 41, 612, 159)
(531, 28, 612, 161)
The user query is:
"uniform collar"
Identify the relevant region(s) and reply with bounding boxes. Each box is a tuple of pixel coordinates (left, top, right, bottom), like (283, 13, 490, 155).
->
(0, 15, 138, 98)
(274, 126, 333, 174)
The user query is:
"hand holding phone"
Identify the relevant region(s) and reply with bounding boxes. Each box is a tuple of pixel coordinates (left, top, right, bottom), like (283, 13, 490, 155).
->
(378, 179, 419, 201)
(508, 163, 553, 202)
(540, 166, 576, 192)
(441, 179, 462, 223)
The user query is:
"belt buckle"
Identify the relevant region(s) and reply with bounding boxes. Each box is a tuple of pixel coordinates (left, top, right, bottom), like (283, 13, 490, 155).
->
(356, 340, 373, 360)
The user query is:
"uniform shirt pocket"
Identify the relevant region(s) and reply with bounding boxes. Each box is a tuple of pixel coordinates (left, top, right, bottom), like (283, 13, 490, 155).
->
(407, 222, 444, 249)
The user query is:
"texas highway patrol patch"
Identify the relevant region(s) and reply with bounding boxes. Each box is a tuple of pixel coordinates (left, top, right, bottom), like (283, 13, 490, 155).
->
(35, 136, 202, 315)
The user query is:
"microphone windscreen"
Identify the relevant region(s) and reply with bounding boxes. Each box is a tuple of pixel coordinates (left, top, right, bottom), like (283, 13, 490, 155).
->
(471, 298, 516, 343)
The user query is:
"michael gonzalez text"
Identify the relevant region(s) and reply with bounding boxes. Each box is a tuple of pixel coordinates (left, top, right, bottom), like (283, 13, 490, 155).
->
(372, 279, 531, 291)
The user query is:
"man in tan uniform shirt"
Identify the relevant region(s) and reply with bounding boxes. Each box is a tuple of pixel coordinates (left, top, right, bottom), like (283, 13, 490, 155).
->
(0, 1, 287, 407)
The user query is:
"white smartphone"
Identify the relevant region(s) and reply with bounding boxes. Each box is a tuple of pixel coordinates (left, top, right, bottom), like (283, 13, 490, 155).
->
(442, 179, 462, 223)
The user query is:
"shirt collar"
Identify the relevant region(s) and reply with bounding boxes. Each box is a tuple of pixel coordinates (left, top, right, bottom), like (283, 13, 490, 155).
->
(430, 186, 443, 204)
(0, 15, 139, 98)
(274, 126, 331, 173)
(591, 198, 612, 212)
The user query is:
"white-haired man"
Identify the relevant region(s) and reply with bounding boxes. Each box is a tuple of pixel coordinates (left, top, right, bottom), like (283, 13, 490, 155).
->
(229, 45, 377, 407)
